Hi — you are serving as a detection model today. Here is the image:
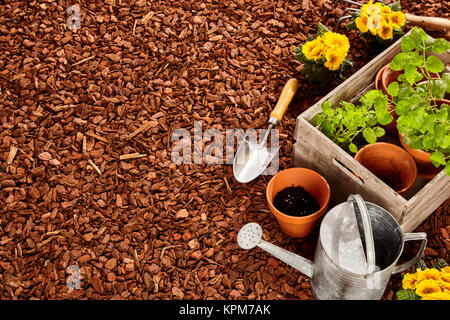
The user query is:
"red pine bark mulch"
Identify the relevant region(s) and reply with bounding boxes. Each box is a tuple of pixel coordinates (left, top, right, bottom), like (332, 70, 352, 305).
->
(0, 0, 448, 300)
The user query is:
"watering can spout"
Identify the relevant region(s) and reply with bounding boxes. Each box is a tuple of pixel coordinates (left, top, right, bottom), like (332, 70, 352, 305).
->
(258, 240, 314, 278)
(237, 223, 314, 278)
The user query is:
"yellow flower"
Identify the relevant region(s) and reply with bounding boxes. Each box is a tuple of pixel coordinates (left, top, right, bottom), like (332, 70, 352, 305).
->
(377, 22, 393, 40)
(402, 272, 422, 290)
(421, 268, 441, 281)
(441, 272, 450, 283)
(421, 291, 450, 300)
(355, 14, 369, 33)
(367, 15, 382, 35)
(322, 32, 350, 54)
(440, 281, 450, 291)
(389, 11, 406, 29)
(361, 1, 381, 16)
(441, 266, 450, 274)
(324, 50, 344, 71)
(302, 40, 319, 61)
(416, 279, 442, 297)
(381, 6, 392, 15)
(310, 45, 326, 62)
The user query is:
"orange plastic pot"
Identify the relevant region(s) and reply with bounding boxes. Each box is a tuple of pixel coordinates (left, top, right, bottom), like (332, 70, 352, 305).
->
(355, 143, 417, 196)
(266, 168, 330, 238)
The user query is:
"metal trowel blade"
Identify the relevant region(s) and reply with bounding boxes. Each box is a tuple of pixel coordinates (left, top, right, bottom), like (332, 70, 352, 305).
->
(233, 133, 279, 183)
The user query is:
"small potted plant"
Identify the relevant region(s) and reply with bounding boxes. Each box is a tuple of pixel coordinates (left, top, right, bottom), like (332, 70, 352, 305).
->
(294, 23, 353, 83)
(312, 90, 421, 194)
(312, 89, 393, 154)
(395, 259, 450, 300)
(345, 0, 406, 46)
(266, 168, 330, 238)
(383, 28, 450, 177)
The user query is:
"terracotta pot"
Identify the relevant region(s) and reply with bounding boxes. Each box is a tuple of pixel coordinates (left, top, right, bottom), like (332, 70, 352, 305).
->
(355, 143, 417, 196)
(375, 63, 441, 96)
(399, 134, 443, 180)
(398, 99, 450, 179)
(266, 168, 330, 238)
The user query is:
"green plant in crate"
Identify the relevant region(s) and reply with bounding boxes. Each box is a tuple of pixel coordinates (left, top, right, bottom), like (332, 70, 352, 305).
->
(294, 23, 353, 83)
(395, 259, 450, 300)
(386, 27, 450, 175)
(312, 89, 393, 153)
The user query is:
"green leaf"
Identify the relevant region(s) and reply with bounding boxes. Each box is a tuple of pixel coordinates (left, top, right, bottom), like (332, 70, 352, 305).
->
(363, 127, 377, 144)
(349, 143, 358, 153)
(388, 1, 402, 12)
(422, 135, 435, 149)
(387, 81, 399, 97)
(430, 79, 447, 99)
(404, 66, 420, 85)
(373, 126, 385, 137)
(390, 52, 409, 71)
(401, 35, 417, 52)
(439, 135, 450, 149)
(446, 161, 450, 176)
(317, 23, 330, 36)
(432, 38, 450, 54)
(322, 100, 334, 116)
(395, 100, 410, 115)
(442, 73, 450, 93)
(425, 55, 445, 74)
(395, 289, 421, 300)
(429, 151, 446, 167)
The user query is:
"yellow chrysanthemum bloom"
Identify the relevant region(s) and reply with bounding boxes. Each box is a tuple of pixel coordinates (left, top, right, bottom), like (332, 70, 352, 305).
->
(381, 6, 392, 15)
(322, 32, 350, 54)
(377, 22, 393, 40)
(402, 272, 422, 290)
(416, 279, 442, 297)
(302, 40, 319, 61)
(362, 1, 381, 16)
(421, 268, 441, 281)
(421, 291, 450, 300)
(360, 0, 373, 15)
(441, 272, 450, 283)
(367, 15, 382, 35)
(324, 50, 344, 71)
(441, 266, 450, 274)
(310, 45, 326, 62)
(355, 14, 369, 33)
(389, 11, 406, 29)
(440, 280, 450, 291)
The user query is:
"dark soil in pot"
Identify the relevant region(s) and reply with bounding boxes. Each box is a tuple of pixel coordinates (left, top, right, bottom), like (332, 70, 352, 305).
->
(273, 186, 320, 217)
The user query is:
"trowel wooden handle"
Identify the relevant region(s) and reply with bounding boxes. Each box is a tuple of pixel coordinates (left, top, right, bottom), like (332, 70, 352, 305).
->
(404, 13, 450, 32)
(269, 78, 299, 124)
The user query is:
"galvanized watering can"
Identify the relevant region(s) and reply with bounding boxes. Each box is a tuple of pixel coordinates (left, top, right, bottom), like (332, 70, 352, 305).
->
(237, 194, 427, 300)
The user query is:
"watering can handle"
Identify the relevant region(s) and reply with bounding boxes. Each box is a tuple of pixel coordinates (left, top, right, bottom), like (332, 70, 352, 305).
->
(392, 232, 427, 274)
(348, 194, 376, 275)
(269, 78, 299, 124)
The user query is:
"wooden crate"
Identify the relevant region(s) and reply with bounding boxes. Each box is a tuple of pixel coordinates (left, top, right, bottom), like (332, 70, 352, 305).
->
(292, 32, 450, 233)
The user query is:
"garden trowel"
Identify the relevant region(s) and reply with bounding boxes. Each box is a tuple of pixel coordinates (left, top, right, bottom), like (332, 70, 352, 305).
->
(233, 78, 299, 183)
